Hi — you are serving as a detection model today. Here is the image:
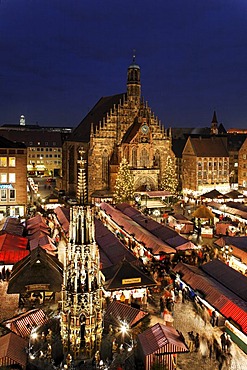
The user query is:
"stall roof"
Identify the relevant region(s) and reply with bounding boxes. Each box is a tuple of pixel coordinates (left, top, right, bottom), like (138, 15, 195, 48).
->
(170, 213, 193, 224)
(8, 247, 63, 294)
(116, 203, 192, 248)
(0, 332, 28, 368)
(192, 205, 215, 219)
(200, 189, 228, 199)
(95, 218, 136, 269)
(100, 203, 176, 255)
(0, 233, 29, 264)
(208, 201, 247, 220)
(2, 309, 48, 338)
(166, 236, 197, 251)
(54, 206, 70, 233)
(29, 235, 57, 254)
(138, 322, 188, 356)
(2, 217, 25, 236)
(201, 259, 247, 301)
(225, 190, 247, 200)
(104, 301, 149, 328)
(214, 236, 247, 251)
(103, 258, 156, 291)
(173, 261, 247, 334)
(26, 214, 48, 229)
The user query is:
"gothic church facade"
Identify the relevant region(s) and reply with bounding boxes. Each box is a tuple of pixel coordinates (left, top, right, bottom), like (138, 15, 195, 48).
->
(62, 58, 175, 201)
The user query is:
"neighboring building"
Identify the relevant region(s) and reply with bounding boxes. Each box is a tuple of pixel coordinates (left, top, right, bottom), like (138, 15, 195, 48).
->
(0, 136, 27, 217)
(62, 57, 175, 201)
(182, 136, 230, 195)
(0, 116, 72, 177)
(238, 137, 247, 189)
(171, 111, 227, 193)
(227, 133, 247, 187)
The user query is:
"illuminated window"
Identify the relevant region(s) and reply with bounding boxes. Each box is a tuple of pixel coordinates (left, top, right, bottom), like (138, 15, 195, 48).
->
(1, 189, 6, 201)
(0, 173, 7, 183)
(9, 189, 15, 201)
(9, 173, 15, 183)
(0, 157, 7, 167)
(9, 157, 16, 167)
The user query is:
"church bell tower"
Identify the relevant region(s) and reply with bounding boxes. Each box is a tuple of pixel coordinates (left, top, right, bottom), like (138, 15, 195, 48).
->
(61, 148, 103, 361)
(127, 52, 141, 106)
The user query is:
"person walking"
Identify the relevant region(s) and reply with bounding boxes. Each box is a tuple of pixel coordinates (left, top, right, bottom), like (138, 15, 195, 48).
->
(187, 331, 195, 352)
(226, 334, 232, 355)
(160, 296, 165, 317)
(194, 333, 200, 352)
(220, 332, 227, 352)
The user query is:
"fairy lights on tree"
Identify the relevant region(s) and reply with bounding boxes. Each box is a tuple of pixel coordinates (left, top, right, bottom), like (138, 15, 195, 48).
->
(160, 155, 178, 194)
(114, 158, 134, 203)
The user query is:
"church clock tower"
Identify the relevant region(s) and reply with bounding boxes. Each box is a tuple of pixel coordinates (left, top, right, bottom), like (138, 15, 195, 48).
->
(127, 52, 141, 106)
(61, 148, 103, 362)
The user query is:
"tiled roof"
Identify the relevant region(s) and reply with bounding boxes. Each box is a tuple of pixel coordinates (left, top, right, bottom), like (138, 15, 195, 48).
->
(189, 136, 229, 157)
(0, 130, 62, 147)
(69, 93, 125, 142)
(0, 135, 26, 148)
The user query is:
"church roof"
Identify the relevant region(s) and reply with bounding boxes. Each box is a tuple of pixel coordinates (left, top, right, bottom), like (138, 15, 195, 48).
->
(122, 117, 142, 143)
(69, 93, 126, 142)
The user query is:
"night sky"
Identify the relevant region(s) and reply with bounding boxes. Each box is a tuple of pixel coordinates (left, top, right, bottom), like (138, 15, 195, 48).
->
(0, 0, 247, 129)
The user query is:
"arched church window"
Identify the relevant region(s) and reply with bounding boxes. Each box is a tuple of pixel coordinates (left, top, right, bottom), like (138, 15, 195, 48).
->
(132, 148, 137, 167)
(140, 148, 149, 168)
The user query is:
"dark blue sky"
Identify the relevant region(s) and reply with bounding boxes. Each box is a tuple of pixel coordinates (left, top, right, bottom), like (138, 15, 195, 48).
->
(0, 0, 247, 129)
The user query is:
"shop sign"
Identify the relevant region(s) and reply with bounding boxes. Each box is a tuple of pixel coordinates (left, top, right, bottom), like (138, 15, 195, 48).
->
(26, 284, 50, 291)
(122, 277, 141, 284)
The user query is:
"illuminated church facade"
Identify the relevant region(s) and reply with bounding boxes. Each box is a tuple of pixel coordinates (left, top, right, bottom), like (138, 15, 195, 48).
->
(62, 57, 175, 201)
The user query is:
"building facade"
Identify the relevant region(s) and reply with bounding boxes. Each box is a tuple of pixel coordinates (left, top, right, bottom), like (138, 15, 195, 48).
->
(62, 58, 175, 201)
(0, 136, 27, 218)
(0, 117, 72, 177)
(238, 137, 247, 189)
(182, 136, 230, 195)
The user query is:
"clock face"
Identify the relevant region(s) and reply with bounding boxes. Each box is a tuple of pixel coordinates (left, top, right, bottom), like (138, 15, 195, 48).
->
(141, 124, 149, 134)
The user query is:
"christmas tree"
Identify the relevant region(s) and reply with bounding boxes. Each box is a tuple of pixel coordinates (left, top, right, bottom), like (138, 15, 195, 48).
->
(114, 158, 134, 203)
(160, 155, 178, 194)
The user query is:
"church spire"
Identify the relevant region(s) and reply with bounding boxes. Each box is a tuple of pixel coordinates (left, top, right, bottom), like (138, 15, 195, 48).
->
(211, 110, 218, 135)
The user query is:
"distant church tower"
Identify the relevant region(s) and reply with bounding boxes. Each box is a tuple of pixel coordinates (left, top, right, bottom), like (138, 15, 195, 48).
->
(61, 148, 103, 361)
(210, 110, 218, 135)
